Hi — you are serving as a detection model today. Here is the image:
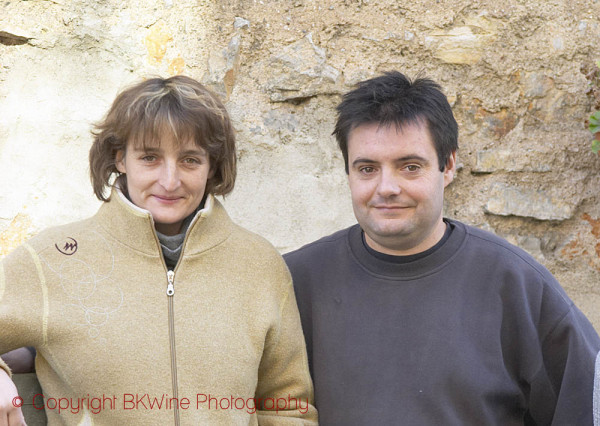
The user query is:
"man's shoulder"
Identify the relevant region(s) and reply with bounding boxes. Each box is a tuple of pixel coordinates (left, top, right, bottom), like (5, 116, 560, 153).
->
(284, 225, 358, 295)
(283, 224, 356, 263)
(450, 218, 552, 278)
(455, 219, 531, 254)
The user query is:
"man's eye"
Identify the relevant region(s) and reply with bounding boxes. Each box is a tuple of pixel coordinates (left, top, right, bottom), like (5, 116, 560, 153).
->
(406, 165, 420, 172)
(360, 166, 375, 174)
(183, 157, 200, 164)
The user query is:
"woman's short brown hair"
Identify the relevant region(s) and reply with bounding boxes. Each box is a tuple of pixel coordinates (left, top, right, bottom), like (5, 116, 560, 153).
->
(89, 75, 236, 201)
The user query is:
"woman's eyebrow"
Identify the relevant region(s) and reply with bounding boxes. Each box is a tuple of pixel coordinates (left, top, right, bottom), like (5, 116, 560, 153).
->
(180, 149, 208, 157)
(131, 145, 160, 153)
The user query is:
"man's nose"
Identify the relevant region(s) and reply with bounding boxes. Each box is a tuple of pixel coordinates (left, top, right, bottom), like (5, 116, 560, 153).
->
(377, 168, 401, 197)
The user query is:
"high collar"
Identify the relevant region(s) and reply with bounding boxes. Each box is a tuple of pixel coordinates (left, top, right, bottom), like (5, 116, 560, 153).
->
(94, 188, 233, 256)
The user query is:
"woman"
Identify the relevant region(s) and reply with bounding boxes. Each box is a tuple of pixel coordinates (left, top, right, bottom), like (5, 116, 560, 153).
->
(0, 76, 316, 425)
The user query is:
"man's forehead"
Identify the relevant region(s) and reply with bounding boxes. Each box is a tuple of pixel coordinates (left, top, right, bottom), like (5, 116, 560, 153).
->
(347, 121, 432, 147)
(350, 118, 428, 135)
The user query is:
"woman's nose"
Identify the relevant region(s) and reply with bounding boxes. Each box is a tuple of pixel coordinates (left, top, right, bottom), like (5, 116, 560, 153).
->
(158, 161, 181, 191)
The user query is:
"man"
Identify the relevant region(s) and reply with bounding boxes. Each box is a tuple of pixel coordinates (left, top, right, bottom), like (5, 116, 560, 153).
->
(284, 71, 600, 425)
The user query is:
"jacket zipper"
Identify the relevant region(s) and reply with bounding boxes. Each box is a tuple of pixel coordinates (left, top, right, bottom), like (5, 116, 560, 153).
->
(166, 269, 180, 426)
(151, 210, 203, 426)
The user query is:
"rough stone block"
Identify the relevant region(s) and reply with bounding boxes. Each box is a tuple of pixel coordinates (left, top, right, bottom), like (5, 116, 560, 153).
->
(425, 16, 497, 65)
(203, 35, 241, 99)
(484, 183, 574, 221)
(144, 20, 172, 65)
(474, 149, 551, 173)
(234, 17, 250, 29)
(262, 33, 341, 102)
(461, 99, 519, 139)
(522, 72, 554, 98)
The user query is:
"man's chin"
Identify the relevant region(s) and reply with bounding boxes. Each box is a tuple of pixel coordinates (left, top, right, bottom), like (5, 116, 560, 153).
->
(367, 221, 413, 237)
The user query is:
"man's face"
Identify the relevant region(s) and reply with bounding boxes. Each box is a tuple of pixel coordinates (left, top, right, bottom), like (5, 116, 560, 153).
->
(347, 121, 456, 255)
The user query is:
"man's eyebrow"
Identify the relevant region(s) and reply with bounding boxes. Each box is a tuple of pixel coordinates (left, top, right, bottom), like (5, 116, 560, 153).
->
(396, 155, 429, 164)
(351, 157, 378, 168)
(351, 155, 429, 167)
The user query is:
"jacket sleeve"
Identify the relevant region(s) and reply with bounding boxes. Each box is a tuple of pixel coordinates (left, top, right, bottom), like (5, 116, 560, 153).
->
(0, 257, 9, 376)
(254, 279, 318, 425)
(0, 358, 10, 377)
(0, 244, 45, 369)
(527, 305, 600, 425)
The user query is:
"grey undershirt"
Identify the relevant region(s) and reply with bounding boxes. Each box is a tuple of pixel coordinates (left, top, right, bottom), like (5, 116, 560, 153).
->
(156, 229, 187, 271)
(155, 202, 203, 270)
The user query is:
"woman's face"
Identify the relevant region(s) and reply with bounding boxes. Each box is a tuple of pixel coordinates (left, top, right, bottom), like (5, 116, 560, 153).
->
(116, 137, 213, 236)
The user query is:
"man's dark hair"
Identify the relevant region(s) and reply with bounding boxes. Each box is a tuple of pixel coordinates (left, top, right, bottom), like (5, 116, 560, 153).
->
(333, 71, 458, 173)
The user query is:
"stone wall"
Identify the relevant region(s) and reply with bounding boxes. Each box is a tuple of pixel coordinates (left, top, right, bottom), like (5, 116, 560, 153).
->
(1, 0, 600, 326)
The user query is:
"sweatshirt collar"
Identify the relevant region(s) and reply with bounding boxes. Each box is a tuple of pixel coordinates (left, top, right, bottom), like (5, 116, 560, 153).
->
(347, 219, 467, 280)
(95, 187, 232, 256)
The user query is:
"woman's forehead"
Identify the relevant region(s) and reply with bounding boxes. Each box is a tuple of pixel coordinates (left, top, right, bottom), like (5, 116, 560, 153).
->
(128, 114, 200, 146)
(127, 134, 205, 153)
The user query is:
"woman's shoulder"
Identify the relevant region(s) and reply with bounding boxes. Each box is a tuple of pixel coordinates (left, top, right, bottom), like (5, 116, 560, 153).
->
(229, 222, 285, 259)
(211, 199, 285, 259)
(3, 215, 100, 263)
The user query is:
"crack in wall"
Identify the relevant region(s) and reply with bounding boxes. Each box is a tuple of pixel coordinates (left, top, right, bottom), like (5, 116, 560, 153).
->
(0, 31, 30, 46)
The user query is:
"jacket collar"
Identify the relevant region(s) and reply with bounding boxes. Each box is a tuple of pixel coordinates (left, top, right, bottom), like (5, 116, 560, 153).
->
(95, 188, 233, 256)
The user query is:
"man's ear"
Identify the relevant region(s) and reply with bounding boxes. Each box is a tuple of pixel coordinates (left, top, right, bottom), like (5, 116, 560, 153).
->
(443, 151, 457, 187)
(115, 150, 126, 174)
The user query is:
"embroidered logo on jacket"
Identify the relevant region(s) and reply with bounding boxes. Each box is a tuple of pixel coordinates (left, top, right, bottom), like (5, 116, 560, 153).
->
(55, 238, 78, 255)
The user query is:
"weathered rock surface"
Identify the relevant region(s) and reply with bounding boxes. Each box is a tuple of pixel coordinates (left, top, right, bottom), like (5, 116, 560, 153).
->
(484, 183, 576, 221)
(203, 34, 241, 99)
(425, 15, 499, 65)
(257, 33, 341, 102)
(475, 149, 552, 173)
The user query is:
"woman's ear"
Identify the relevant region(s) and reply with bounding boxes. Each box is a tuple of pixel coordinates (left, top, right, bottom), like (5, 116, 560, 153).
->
(115, 150, 126, 174)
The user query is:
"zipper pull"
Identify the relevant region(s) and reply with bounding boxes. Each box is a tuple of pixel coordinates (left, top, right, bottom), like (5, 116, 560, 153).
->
(166, 270, 175, 296)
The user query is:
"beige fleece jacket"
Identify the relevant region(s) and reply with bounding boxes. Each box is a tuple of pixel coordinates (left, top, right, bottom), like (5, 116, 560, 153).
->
(0, 190, 317, 425)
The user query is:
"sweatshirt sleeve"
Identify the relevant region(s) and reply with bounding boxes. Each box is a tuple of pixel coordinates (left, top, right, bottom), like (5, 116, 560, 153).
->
(527, 305, 600, 425)
(594, 352, 600, 425)
(254, 279, 318, 425)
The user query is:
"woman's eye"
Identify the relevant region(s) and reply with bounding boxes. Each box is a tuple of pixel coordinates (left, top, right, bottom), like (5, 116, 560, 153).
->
(183, 157, 200, 164)
(142, 155, 156, 162)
